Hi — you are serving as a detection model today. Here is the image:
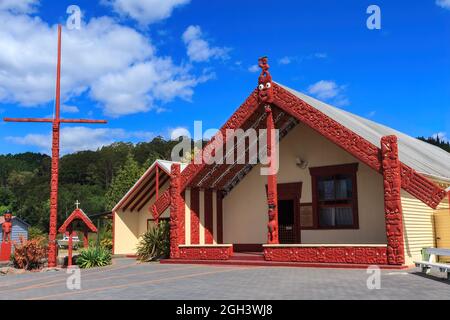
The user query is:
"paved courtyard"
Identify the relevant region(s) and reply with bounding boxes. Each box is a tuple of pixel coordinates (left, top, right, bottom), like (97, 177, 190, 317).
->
(0, 258, 449, 300)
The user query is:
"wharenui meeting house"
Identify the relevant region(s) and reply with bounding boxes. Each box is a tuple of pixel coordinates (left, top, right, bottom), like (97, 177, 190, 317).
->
(113, 58, 450, 267)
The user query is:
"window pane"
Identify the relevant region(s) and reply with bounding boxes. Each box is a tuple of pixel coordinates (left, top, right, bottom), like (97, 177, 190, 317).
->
(335, 175, 352, 199)
(318, 177, 335, 200)
(335, 207, 353, 226)
(319, 207, 354, 227)
(319, 207, 335, 227)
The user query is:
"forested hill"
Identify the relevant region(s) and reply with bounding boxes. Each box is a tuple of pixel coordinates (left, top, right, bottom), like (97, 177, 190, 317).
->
(0, 136, 448, 232)
(0, 137, 178, 232)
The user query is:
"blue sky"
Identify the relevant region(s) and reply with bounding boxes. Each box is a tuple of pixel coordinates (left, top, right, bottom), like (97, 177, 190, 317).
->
(0, 0, 449, 155)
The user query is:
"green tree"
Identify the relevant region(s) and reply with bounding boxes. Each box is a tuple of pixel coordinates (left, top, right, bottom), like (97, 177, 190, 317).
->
(104, 153, 143, 211)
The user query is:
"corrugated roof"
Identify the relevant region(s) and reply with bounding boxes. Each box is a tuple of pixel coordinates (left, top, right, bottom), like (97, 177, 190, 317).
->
(278, 83, 450, 182)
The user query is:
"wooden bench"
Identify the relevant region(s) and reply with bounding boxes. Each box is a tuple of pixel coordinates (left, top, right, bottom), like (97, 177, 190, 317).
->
(414, 248, 450, 281)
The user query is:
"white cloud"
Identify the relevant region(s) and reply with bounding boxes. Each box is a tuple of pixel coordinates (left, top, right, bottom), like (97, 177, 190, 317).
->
(0, 11, 210, 117)
(182, 25, 230, 62)
(248, 65, 259, 73)
(169, 127, 190, 139)
(61, 105, 79, 113)
(433, 132, 448, 141)
(6, 126, 155, 154)
(0, 0, 39, 13)
(103, 0, 190, 25)
(278, 56, 292, 65)
(436, 0, 450, 10)
(308, 80, 349, 107)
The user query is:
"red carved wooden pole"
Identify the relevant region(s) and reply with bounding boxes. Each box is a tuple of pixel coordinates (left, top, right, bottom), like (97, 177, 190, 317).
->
(3, 25, 107, 267)
(257, 57, 279, 244)
(47, 25, 63, 267)
(68, 225, 73, 267)
(381, 135, 405, 265)
(169, 164, 181, 258)
(266, 106, 279, 244)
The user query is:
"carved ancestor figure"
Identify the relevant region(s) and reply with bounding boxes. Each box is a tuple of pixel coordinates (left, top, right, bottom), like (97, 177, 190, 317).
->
(257, 56, 274, 104)
(381, 137, 401, 201)
(267, 207, 278, 244)
(381, 135, 405, 265)
(2, 211, 13, 243)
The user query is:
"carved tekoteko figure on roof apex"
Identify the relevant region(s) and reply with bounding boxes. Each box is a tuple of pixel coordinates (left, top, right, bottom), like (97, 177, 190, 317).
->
(257, 56, 274, 105)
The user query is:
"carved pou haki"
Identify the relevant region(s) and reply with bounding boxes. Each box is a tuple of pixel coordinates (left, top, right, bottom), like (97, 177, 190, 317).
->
(257, 56, 274, 105)
(2, 211, 13, 243)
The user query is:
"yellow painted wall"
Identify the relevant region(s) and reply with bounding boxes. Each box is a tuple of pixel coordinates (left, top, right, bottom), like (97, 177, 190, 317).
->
(114, 180, 170, 255)
(400, 190, 450, 265)
(434, 196, 450, 263)
(223, 123, 387, 245)
(113, 210, 138, 255)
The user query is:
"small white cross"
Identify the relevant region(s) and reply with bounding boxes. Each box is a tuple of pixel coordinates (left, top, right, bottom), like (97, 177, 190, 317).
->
(75, 200, 80, 209)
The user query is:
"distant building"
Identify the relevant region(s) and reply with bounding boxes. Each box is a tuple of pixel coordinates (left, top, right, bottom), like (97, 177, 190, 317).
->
(0, 216, 30, 244)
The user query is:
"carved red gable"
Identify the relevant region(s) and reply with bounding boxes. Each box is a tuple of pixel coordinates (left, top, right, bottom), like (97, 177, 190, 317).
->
(151, 83, 447, 217)
(58, 208, 97, 234)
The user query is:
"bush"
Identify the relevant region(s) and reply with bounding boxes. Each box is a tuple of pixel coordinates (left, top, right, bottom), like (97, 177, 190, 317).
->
(100, 238, 113, 251)
(28, 226, 46, 240)
(76, 247, 112, 268)
(136, 220, 170, 262)
(13, 236, 47, 270)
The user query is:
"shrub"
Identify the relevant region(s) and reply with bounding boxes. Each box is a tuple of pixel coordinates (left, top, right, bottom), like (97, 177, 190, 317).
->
(13, 236, 47, 270)
(100, 238, 113, 251)
(28, 226, 46, 240)
(76, 247, 112, 269)
(136, 220, 170, 262)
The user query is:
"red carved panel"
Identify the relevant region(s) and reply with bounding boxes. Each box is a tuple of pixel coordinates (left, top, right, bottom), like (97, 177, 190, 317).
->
(169, 164, 181, 259)
(179, 92, 259, 190)
(204, 189, 214, 244)
(400, 163, 447, 209)
(214, 109, 290, 190)
(264, 246, 388, 265)
(179, 246, 233, 260)
(192, 107, 266, 188)
(381, 136, 405, 265)
(152, 190, 170, 218)
(190, 188, 200, 245)
(179, 191, 185, 245)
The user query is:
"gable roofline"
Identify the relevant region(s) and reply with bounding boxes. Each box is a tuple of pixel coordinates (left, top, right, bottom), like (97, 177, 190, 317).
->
(58, 208, 97, 233)
(112, 159, 187, 212)
(151, 83, 447, 215)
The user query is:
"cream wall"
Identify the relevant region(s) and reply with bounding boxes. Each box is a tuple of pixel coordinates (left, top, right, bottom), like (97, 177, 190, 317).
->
(114, 210, 138, 255)
(223, 123, 387, 245)
(113, 180, 170, 255)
